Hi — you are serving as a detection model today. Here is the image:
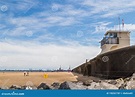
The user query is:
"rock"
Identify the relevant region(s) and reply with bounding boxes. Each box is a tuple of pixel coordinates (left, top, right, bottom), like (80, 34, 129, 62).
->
(31, 86, 37, 90)
(83, 80, 93, 86)
(108, 80, 117, 85)
(115, 78, 124, 88)
(87, 82, 100, 89)
(119, 83, 127, 89)
(93, 80, 101, 83)
(76, 82, 83, 85)
(59, 81, 70, 89)
(59, 81, 87, 90)
(21, 86, 27, 90)
(99, 82, 118, 89)
(21, 85, 37, 90)
(125, 80, 135, 89)
(51, 82, 60, 87)
(26, 86, 33, 90)
(51, 82, 60, 89)
(37, 83, 50, 90)
(131, 73, 135, 80)
(10, 85, 21, 90)
(87, 82, 118, 90)
(0, 86, 9, 90)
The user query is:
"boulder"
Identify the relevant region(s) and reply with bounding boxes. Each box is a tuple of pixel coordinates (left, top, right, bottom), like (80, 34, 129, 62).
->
(21, 85, 37, 90)
(21, 86, 27, 90)
(131, 73, 135, 80)
(76, 82, 83, 85)
(59, 81, 87, 90)
(51, 82, 60, 87)
(0, 86, 9, 90)
(83, 80, 93, 86)
(59, 81, 70, 89)
(87, 82, 100, 89)
(37, 83, 50, 90)
(26, 86, 33, 90)
(99, 82, 118, 89)
(51, 82, 60, 89)
(88, 82, 118, 89)
(125, 80, 135, 89)
(108, 80, 117, 85)
(119, 83, 127, 89)
(10, 85, 22, 90)
(124, 77, 131, 82)
(31, 86, 37, 90)
(115, 78, 124, 88)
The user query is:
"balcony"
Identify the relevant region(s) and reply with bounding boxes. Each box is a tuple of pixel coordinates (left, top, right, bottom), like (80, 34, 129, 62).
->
(101, 37, 119, 46)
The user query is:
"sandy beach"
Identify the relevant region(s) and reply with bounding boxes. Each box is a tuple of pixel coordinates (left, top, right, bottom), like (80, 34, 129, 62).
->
(0, 72, 77, 87)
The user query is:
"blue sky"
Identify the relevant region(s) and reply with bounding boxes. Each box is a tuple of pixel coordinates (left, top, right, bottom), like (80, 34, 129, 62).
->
(0, 0, 135, 70)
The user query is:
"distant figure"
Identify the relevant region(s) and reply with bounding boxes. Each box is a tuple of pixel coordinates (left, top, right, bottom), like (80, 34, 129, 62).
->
(27, 72, 29, 76)
(24, 72, 26, 76)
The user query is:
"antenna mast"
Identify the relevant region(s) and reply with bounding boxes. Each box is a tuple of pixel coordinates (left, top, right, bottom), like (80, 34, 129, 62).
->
(122, 19, 124, 30)
(118, 17, 121, 31)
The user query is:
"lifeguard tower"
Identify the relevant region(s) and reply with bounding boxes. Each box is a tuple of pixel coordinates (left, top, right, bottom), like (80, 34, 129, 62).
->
(100, 30, 130, 54)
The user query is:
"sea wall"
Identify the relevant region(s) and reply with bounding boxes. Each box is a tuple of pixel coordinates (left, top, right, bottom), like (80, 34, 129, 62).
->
(72, 46, 135, 79)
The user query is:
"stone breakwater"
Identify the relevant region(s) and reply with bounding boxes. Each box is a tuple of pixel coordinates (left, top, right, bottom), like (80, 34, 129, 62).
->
(0, 73, 135, 90)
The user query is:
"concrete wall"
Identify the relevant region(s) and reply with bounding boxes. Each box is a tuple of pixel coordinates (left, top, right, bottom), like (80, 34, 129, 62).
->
(72, 46, 135, 79)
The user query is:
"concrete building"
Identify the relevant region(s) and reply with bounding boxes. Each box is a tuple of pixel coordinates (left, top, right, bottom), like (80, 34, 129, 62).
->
(100, 30, 130, 54)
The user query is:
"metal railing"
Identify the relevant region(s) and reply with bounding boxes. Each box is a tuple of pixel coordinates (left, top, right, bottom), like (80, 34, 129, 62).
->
(101, 37, 119, 46)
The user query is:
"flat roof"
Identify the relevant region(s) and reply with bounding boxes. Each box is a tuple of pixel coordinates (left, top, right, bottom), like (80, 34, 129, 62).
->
(105, 30, 130, 35)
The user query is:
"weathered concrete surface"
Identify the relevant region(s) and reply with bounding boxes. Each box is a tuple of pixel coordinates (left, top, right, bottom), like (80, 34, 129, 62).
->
(73, 46, 135, 79)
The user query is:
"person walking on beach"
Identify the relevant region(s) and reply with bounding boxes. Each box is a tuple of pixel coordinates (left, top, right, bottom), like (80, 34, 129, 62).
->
(24, 72, 26, 76)
(27, 72, 29, 76)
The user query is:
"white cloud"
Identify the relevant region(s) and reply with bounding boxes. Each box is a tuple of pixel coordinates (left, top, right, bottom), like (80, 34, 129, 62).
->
(92, 21, 112, 33)
(3, 0, 135, 38)
(92, 22, 135, 34)
(122, 24, 135, 31)
(105, 23, 135, 32)
(0, 0, 38, 13)
(81, 0, 135, 17)
(0, 41, 100, 70)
